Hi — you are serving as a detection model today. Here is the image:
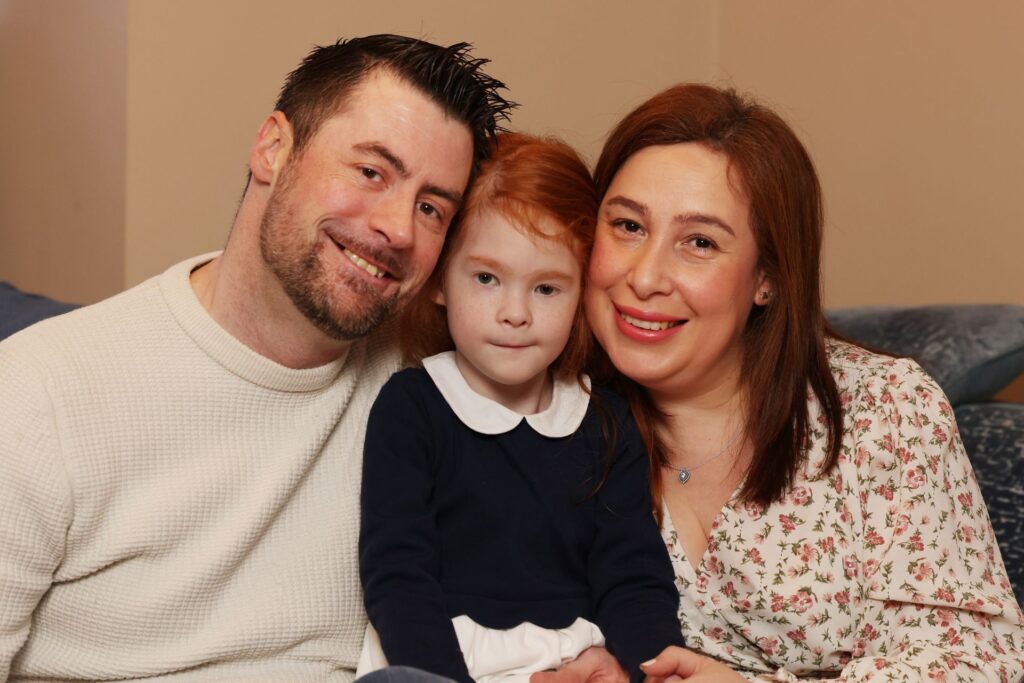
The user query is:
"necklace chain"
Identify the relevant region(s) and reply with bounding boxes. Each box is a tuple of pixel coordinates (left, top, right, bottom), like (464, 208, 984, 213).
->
(663, 430, 744, 485)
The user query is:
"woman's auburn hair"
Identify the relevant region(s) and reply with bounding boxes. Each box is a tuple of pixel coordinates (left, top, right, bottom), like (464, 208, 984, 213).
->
(591, 83, 844, 508)
(400, 131, 598, 382)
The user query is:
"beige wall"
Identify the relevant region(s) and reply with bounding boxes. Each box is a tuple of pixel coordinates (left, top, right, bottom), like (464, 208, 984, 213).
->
(1, 1, 1021, 308)
(123, 0, 715, 289)
(0, 0, 126, 303)
(717, 1, 1024, 308)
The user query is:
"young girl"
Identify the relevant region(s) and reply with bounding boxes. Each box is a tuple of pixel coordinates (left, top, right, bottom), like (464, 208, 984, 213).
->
(358, 133, 682, 683)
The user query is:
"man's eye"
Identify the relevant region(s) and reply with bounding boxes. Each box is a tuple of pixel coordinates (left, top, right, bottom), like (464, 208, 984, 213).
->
(361, 167, 380, 180)
(418, 202, 438, 218)
(475, 273, 495, 285)
(535, 284, 557, 296)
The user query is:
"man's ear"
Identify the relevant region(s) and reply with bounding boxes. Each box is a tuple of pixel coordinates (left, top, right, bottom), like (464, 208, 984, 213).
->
(249, 111, 294, 185)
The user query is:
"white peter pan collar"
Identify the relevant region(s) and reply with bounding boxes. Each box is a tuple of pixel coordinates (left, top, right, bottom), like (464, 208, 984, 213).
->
(422, 351, 591, 437)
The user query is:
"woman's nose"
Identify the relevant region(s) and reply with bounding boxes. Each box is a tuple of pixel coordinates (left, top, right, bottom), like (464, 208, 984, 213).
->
(626, 244, 673, 299)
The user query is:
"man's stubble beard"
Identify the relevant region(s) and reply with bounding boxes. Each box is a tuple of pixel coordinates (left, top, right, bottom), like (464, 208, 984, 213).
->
(258, 175, 399, 342)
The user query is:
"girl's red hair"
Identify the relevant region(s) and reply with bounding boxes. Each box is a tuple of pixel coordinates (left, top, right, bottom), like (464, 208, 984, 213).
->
(401, 132, 598, 381)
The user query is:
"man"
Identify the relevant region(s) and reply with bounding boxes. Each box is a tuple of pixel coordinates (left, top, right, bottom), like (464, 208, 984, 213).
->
(0, 35, 512, 682)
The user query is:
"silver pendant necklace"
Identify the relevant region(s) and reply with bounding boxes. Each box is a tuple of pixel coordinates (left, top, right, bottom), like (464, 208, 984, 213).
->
(664, 431, 743, 485)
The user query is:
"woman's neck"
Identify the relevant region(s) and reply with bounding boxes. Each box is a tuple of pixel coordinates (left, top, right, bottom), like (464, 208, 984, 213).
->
(650, 380, 749, 463)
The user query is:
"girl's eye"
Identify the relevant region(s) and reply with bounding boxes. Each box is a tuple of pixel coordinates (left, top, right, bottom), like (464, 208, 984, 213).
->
(475, 273, 495, 285)
(535, 284, 557, 296)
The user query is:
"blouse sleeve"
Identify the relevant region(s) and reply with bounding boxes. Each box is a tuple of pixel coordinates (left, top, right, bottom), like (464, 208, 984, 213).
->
(359, 373, 472, 683)
(762, 358, 1024, 682)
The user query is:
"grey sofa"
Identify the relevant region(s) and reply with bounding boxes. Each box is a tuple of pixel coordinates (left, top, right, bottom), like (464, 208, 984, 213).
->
(3, 282, 1022, 602)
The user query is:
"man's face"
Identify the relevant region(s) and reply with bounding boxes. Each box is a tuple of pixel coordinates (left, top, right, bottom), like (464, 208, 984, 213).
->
(260, 70, 474, 340)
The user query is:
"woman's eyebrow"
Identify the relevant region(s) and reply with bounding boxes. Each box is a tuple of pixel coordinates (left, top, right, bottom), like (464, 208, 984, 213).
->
(673, 212, 736, 236)
(605, 196, 648, 216)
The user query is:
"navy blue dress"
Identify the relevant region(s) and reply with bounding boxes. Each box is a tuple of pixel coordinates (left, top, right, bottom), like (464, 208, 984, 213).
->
(360, 357, 682, 683)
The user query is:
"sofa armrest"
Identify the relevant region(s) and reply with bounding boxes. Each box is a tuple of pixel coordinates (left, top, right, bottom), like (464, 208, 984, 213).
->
(828, 305, 1024, 405)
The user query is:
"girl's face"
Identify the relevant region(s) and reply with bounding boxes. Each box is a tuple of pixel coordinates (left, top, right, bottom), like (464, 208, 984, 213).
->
(585, 143, 766, 401)
(435, 209, 582, 411)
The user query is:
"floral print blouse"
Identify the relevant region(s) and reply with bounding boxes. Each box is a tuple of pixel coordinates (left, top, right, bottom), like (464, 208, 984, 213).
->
(662, 342, 1024, 682)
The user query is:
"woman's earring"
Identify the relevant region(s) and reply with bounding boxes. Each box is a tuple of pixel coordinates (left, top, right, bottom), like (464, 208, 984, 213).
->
(758, 290, 771, 303)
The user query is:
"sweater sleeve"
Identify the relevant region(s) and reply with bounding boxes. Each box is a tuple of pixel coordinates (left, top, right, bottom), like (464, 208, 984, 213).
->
(0, 349, 73, 680)
(586, 395, 684, 683)
(359, 372, 472, 683)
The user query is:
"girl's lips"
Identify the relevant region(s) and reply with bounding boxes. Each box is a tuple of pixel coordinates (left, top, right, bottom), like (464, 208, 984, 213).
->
(613, 304, 685, 343)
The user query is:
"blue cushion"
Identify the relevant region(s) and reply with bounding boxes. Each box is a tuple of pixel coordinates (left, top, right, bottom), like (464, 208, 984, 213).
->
(828, 305, 1024, 405)
(0, 281, 79, 341)
(954, 402, 1024, 604)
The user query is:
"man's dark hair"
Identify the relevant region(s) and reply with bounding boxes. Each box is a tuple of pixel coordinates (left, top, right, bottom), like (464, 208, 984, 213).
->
(275, 34, 515, 176)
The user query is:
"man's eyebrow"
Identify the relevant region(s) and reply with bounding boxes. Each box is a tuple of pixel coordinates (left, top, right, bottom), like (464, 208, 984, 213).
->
(354, 142, 463, 207)
(423, 184, 463, 208)
(355, 143, 408, 177)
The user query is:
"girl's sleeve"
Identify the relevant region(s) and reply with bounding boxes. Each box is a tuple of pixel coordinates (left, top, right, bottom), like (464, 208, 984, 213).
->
(762, 358, 1024, 682)
(587, 395, 685, 683)
(359, 373, 472, 683)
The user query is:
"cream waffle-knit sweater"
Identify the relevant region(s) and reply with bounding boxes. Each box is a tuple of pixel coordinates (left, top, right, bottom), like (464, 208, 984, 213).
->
(0, 254, 400, 682)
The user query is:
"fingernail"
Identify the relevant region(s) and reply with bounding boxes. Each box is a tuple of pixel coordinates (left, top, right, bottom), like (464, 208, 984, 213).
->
(641, 659, 656, 668)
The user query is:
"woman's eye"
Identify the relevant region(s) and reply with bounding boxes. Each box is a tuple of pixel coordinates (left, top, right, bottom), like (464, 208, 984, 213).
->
(535, 284, 557, 296)
(689, 235, 717, 252)
(475, 273, 495, 285)
(613, 219, 643, 234)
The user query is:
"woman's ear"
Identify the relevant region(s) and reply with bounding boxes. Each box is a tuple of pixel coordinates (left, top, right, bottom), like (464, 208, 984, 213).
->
(249, 111, 294, 185)
(753, 272, 772, 306)
(431, 285, 446, 307)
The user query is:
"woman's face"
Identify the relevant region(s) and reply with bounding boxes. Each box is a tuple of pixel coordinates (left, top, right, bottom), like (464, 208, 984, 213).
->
(585, 142, 766, 399)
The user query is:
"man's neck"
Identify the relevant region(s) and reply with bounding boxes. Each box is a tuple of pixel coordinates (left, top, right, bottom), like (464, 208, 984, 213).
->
(190, 245, 351, 370)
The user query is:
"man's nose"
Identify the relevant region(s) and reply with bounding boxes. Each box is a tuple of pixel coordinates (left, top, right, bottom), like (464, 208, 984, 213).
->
(368, 195, 415, 249)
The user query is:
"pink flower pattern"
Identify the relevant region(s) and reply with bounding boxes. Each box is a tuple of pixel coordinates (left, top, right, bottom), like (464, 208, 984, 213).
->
(662, 342, 1024, 682)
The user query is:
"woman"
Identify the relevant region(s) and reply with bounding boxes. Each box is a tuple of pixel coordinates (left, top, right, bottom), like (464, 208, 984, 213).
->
(584, 84, 1024, 681)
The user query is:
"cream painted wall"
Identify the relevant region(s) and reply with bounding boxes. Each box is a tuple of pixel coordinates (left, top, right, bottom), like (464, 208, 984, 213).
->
(1, 1, 1020, 308)
(0, 0, 126, 303)
(124, 0, 716, 289)
(716, 1, 1024, 307)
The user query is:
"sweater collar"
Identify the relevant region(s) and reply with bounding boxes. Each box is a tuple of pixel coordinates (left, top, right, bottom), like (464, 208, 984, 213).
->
(160, 252, 353, 393)
(422, 351, 590, 437)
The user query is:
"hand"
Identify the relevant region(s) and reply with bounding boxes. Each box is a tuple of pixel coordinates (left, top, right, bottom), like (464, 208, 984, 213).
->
(530, 646, 628, 683)
(640, 646, 745, 683)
